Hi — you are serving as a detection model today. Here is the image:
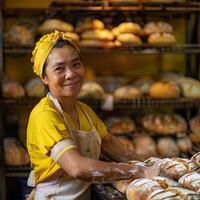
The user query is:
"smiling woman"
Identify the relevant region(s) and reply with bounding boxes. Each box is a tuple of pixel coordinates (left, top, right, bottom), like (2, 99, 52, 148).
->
(26, 30, 159, 200)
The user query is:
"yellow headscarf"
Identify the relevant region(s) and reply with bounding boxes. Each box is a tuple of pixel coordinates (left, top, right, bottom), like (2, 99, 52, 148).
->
(31, 30, 80, 77)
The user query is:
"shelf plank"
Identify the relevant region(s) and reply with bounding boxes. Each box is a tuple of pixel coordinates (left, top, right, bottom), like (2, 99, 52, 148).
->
(3, 44, 200, 55)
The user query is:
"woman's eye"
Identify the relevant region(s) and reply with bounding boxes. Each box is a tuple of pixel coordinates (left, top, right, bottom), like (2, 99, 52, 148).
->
(55, 66, 64, 72)
(73, 62, 81, 68)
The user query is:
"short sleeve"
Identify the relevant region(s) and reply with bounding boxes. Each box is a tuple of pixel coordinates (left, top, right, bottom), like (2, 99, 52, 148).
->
(29, 110, 76, 157)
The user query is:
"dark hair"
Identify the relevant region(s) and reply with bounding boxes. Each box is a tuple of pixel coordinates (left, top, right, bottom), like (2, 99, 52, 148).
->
(42, 40, 81, 76)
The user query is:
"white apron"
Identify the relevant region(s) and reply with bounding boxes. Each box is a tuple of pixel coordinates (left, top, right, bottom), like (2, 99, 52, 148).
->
(29, 93, 102, 200)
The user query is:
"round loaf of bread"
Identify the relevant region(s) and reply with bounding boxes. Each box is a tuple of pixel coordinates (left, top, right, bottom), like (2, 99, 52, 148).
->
(145, 157, 163, 167)
(3, 81, 25, 99)
(157, 137, 180, 157)
(75, 19, 105, 33)
(176, 136, 192, 153)
(190, 115, 200, 136)
(179, 77, 200, 99)
(78, 81, 105, 99)
(143, 22, 173, 35)
(38, 19, 74, 34)
(114, 86, 142, 99)
(133, 134, 157, 159)
(126, 178, 162, 200)
(81, 29, 114, 41)
(152, 176, 179, 189)
(142, 114, 187, 135)
(148, 32, 176, 45)
(113, 22, 143, 36)
(178, 172, 200, 194)
(149, 81, 180, 98)
(116, 33, 142, 45)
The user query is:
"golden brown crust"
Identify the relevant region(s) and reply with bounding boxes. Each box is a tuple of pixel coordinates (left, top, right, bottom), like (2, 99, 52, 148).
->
(114, 86, 142, 99)
(148, 33, 176, 45)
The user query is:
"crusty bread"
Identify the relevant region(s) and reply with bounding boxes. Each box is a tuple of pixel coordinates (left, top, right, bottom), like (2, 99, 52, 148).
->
(149, 81, 180, 98)
(81, 29, 114, 41)
(114, 86, 142, 99)
(148, 32, 176, 45)
(38, 19, 73, 34)
(141, 114, 187, 135)
(190, 115, 200, 136)
(143, 22, 173, 35)
(191, 152, 200, 165)
(152, 176, 179, 189)
(116, 33, 142, 45)
(3, 81, 25, 99)
(176, 136, 192, 153)
(75, 19, 105, 33)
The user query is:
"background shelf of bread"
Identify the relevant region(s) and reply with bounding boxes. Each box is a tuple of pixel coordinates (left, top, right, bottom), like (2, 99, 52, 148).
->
(112, 153, 200, 199)
(4, 18, 177, 48)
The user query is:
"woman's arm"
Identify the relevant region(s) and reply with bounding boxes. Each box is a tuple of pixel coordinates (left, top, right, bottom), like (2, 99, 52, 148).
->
(101, 132, 144, 162)
(57, 148, 147, 183)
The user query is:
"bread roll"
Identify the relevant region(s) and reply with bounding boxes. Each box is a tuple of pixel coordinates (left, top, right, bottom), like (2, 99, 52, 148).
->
(167, 186, 200, 199)
(190, 115, 200, 136)
(78, 81, 105, 99)
(7, 25, 34, 45)
(133, 134, 157, 159)
(148, 33, 176, 45)
(104, 117, 135, 135)
(143, 22, 173, 35)
(63, 32, 80, 42)
(75, 19, 105, 33)
(149, 81, 180, 98)
(179, 77, 200, 99)
(178, 172, 200, 194)
(172, 158, 199, 171)
(38, 19, 73, 34)
(176, 136, 192, 153)
(157, 137, 180, 158)
(114, 86, 142, 99)
(115, 22, 143, 36)
(25, 78, 46, 98)
(191, 152, 200, 165)
(116, 33, 142, 45)
(81, 29, 114, 41)
(142, 114, 187, 135)
(3, 81, 25, 99)
(145, 157, 163, 167)
(126, 178, 162, 200)
(3, 137, 30, 166)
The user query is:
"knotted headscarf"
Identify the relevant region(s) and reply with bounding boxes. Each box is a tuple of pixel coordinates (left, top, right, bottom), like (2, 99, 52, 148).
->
(31, 30, 80, 77)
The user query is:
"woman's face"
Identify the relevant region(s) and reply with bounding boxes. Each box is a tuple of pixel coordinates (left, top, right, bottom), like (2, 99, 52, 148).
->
(42, 45, 85, 98)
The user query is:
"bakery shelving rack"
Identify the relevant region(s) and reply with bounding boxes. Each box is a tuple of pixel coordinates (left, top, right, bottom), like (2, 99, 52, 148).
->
(1, 1, 200, 200)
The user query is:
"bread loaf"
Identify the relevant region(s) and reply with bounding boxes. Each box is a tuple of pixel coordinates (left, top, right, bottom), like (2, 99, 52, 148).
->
(190, 116, 200, 136)
(145, 157, 163, 167)
(179, 77, 200, 99)
(81, 29, 114, 41)
(148, 32, 176, 45)
(114, 86, 142, 99)
(126, 178, 162, 200)
(75, 19, 105, 33)
(78, 81, 105, 99)
(143, 22, 173, 35)
(157, 137, 180, 158)
(133, 134, 157, 159)
(142, 114, 187, 135)
(152, 176, 179, 189)
(178, 172, 200, 194)
(3, 137, 30, 166)
(176, 136, 192, 153)
(38, 19, 73, 34)
(149, 81, 180, 98)
(116, 33, 142, 45)
(3, 81, 25, 99)
(172, 158, 199, 171)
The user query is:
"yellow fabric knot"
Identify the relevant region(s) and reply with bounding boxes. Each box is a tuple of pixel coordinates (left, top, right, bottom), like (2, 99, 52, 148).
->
(31, 30, 79, 77)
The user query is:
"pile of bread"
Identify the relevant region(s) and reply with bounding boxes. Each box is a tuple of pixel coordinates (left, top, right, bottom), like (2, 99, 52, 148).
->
(3, 137, 30, 166)
(5, 18, 177, 47)
(2, 78, 46, 98)
(104, 113, 200, 158)
(113, 153, 200, 199)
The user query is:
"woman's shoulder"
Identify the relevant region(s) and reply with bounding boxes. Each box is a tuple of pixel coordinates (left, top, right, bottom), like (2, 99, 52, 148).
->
(76, 100, 94, 114)
(30, 96, 60, 120)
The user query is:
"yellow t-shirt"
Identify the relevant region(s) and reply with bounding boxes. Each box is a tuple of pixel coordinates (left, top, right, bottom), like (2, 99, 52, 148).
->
(27, 96, 107, 184)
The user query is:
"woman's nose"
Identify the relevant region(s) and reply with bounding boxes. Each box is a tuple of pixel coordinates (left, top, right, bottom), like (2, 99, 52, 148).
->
(64, 68, 76, 79)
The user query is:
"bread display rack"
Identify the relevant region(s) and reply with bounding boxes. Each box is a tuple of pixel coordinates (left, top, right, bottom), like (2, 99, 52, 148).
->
(0, 1, 200, 199)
